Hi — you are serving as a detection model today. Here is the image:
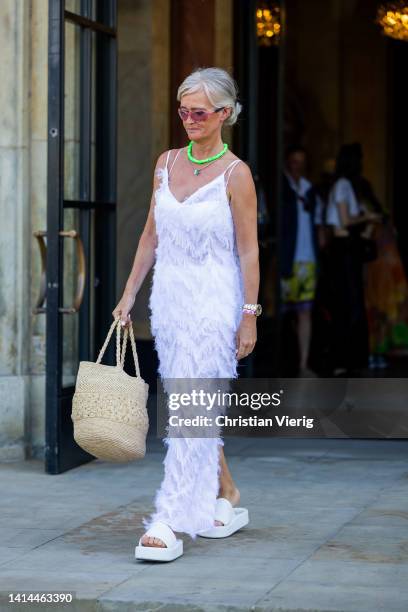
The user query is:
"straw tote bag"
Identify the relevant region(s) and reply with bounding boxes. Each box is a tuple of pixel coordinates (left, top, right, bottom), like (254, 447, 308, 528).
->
(71, 316, 149, 462)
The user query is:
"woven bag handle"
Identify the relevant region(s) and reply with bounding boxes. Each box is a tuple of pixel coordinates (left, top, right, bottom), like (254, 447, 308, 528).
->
(96, 316, 141, 378)
(96, 316, 123, 367)
(119, 321, 142, 378)
(120, 327, 128, 368)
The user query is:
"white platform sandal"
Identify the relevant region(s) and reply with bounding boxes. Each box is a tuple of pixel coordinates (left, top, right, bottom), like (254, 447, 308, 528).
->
(135, 521, 183, 562)
(197, 497, 249, 538)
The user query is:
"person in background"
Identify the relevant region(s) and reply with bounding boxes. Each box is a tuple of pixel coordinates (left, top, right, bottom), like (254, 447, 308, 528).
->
(280, 146, 319, 376)
(361, 180, 408, 368)
(314, 158, 336, 250)
(326, 143, 381, 375)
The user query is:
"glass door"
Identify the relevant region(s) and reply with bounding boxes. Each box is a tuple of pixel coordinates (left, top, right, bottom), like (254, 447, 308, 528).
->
(45, 0, 117, 473)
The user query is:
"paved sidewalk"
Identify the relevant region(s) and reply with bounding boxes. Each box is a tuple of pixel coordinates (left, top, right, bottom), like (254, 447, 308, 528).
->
(0, 438, 407, 611)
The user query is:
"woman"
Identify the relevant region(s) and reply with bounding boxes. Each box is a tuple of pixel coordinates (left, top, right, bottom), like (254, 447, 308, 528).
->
(280, 146, 319, 376)
(112, 67, 260, 561)
(361, 181, 408, 367)
(326, 143, 381, 375)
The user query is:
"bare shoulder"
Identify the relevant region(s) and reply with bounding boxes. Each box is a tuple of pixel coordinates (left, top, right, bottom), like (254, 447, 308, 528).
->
(228, 157, 255, 190)
(224, 152, 251, 176)
(155, 149, 170, 170)
(155, 147, 186, 170)
(236, 159, 253, 179)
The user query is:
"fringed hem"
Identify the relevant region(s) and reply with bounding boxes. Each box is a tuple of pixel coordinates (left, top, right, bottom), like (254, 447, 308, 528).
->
(141, 436, 224, 540)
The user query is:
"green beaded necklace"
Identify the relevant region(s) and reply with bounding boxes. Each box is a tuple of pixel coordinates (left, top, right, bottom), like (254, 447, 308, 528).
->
(187, 140, 228, 175)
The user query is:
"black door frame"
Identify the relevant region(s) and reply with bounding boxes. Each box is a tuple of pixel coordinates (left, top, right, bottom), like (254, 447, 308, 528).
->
(46, 0, 117, 474)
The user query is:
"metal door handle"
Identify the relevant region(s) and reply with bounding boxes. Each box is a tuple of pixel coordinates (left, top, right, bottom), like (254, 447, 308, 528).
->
(33, 231, 47, 313)
(32, 230, 86, 314)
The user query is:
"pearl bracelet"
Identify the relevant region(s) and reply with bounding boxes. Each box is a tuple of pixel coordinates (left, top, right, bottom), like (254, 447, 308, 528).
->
(242, 303, 262, 317)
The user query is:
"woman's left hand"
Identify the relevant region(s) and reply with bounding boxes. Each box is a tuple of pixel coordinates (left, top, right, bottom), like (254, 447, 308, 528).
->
(236, 314, 257, 360)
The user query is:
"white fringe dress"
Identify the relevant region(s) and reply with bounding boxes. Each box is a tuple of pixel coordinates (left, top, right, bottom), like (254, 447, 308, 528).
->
(142, 148, 245, 539)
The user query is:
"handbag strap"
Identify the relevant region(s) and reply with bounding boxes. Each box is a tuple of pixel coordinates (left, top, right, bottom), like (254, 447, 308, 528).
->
(96, 317, 123, 367)
(120, 327, 128, 368)
(119, 321, 142, 378)
(96, 316, 141, 377)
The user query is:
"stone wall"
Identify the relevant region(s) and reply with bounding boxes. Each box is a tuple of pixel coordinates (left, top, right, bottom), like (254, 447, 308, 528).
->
(0, 0, 48, 460)
(29, 0, 49, 457)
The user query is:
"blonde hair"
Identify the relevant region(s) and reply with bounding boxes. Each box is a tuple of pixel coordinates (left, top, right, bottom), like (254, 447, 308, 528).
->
(177, 67, 242, 127)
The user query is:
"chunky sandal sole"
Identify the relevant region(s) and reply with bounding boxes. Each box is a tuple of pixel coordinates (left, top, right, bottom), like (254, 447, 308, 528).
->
(135, 521, 183, 562)
(197, 497, 249, 538)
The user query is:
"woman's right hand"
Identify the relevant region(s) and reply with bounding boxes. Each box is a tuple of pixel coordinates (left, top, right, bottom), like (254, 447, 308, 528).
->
(112, 290, 136, 328)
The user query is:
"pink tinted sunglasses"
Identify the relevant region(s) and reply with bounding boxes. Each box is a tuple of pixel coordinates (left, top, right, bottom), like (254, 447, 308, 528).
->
(178, 107, 224, 122)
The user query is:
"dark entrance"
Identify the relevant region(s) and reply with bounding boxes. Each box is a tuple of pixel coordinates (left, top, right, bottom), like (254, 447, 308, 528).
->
(233, 0, 285, 377)
(45, 0, 117, 474)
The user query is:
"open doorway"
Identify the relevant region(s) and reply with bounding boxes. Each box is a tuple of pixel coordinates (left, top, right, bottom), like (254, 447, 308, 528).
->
(234, 0, 408, 377)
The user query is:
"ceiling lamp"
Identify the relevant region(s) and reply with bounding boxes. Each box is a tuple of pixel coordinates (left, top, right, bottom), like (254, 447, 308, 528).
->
(376, 2, 408, 41)
(256, 2, 281, 47)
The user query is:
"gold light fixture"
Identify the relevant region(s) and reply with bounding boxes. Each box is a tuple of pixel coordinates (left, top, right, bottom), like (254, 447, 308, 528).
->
(376, 1, 408, 41)
(256, 1, 281, 47)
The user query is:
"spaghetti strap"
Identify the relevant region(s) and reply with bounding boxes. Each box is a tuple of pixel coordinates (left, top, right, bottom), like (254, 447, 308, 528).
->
(165, 150, 171, 170)
(168, 148, 183, 177)
(225, 159, 242, 187)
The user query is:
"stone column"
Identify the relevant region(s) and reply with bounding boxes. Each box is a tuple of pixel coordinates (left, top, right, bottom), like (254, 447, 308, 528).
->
(0, 0, 49, 460)
(0, 0, 32, 460)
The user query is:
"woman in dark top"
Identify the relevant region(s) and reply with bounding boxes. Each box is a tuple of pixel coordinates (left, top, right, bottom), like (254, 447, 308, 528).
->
(326, 143, 381, 374)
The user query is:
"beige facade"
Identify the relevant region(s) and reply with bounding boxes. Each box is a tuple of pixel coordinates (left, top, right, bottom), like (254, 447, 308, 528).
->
(0, 0, 48, 460)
